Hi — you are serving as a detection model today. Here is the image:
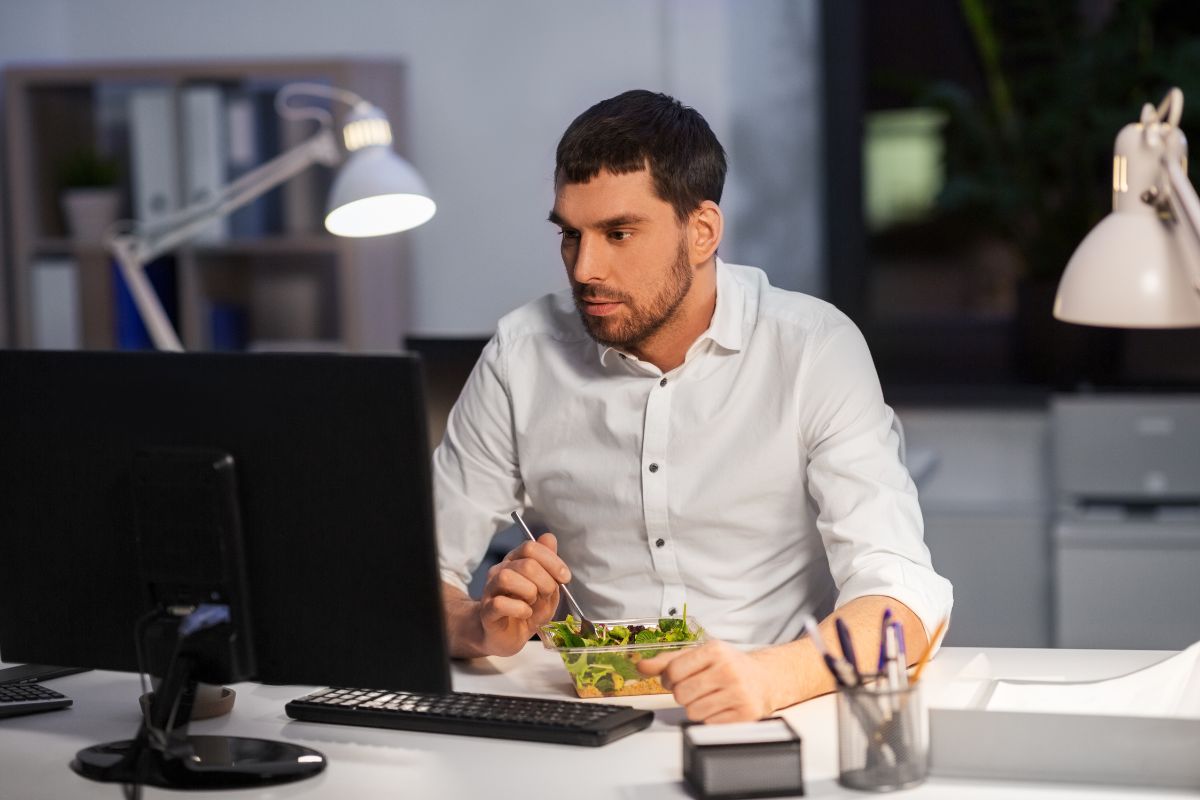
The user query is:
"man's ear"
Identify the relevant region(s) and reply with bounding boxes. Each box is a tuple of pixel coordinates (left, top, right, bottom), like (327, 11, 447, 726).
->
(688, 200, 723, 265)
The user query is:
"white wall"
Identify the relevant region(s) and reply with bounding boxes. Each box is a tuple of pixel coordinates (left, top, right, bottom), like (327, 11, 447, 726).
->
(1, 0, 823, 337)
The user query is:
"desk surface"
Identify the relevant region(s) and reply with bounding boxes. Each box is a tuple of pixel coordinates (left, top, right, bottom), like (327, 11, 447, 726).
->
(0, 645, 1193, 799)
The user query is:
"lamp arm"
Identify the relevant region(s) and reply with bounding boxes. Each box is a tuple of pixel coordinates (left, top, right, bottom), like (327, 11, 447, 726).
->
(1162, 156, 1200, 291)
(122, 127, 341, 263)
(105, 126, 341, 352)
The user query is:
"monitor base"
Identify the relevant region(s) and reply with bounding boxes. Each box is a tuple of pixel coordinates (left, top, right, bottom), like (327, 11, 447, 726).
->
(71, 735, 325, 789)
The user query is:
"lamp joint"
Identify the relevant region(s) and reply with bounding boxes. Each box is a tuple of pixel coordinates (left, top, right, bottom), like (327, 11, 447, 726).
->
(1141, 186, 1177, 222)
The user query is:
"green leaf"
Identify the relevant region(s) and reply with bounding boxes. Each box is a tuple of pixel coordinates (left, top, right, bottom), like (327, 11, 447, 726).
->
(562, 653, 590, 688)
(591, 653, 641, 681)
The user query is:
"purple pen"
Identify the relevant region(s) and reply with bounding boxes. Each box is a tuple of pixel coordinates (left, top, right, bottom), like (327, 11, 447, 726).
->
(877, 608, 893, 675)
(804, 614, 859, 688)
(892, 621, 909, 688)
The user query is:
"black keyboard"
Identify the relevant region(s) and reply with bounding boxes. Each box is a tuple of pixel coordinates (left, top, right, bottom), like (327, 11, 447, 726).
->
(0, 682, 72, 719)
(285, 688, 653, 746)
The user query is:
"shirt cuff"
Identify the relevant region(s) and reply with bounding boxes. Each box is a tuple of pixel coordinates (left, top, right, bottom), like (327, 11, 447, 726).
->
(439, 567, 471, 597)
(833, 569, 954, 657)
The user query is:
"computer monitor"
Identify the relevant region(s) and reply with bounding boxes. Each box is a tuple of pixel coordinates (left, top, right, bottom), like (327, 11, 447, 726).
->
(0, 350, 449, 788)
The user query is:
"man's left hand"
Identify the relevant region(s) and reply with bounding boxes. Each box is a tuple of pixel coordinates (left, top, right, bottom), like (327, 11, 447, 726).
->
(637, 640, 775, 723)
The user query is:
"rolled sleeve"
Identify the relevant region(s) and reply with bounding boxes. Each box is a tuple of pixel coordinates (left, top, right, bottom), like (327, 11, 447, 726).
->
(800, 320, 954, 642)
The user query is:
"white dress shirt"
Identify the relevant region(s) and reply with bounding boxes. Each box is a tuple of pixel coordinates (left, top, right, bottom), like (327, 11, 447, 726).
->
(435, 260, 953, 645)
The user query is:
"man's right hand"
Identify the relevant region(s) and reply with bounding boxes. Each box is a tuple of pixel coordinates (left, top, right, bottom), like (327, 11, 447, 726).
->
(475, 532, 569, 657)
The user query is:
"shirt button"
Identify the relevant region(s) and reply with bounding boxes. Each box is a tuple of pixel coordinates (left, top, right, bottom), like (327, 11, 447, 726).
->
(668, 607, 678, 616)
(655, 538, 665, 548)
(659, 378, 667, 387)
(648, 463, 659, 473)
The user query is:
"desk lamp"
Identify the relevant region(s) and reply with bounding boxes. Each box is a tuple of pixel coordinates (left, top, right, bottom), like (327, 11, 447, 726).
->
(1054, 87, 1200, 327)
(107, 82, 436, 351)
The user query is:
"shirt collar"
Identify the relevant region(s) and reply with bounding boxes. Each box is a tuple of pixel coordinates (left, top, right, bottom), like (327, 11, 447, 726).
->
(705, 258, 745, 353)
(596, 257, 744, 367)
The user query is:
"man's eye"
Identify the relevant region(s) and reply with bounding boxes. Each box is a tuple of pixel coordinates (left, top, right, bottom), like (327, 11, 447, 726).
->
(559, 229, 580, 241)
(608, 231, 631, 241)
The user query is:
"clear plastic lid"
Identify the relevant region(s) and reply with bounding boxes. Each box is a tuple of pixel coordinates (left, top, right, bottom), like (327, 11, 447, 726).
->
(537, 616, 706, 654)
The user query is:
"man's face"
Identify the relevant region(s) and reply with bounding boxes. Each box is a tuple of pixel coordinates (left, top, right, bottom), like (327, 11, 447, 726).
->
(549, 169, 693, 350)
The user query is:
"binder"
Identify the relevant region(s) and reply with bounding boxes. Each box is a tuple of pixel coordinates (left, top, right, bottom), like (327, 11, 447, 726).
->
(225, 88, 283, 238)
(30, 257, 81, 349)
(280, 114, 329, 233)
(128, 88, 180, 226)
(226, 90, 266, 238)
(180, 85, 229, 243)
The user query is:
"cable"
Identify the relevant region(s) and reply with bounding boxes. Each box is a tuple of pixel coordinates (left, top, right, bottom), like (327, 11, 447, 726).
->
(275, 81, 365, 130)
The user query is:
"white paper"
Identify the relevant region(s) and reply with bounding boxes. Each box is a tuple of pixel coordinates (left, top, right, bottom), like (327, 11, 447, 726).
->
(686, 718, 795, 746)
(986, 640, 1200, 718)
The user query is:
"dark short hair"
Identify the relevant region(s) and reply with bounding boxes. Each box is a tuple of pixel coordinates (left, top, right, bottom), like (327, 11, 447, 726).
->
(555, 89, 727, 220)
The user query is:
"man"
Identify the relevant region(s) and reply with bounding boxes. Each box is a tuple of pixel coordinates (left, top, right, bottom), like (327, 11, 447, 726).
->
(436, 90, 952, 723)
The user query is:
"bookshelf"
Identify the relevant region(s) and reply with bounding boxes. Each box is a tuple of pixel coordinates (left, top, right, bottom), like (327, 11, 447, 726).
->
(3, 58, 413, 351)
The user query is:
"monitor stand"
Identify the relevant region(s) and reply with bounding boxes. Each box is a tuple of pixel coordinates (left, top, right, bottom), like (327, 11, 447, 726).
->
(71, 619, 325, 790)
(72, 733, 325, 790)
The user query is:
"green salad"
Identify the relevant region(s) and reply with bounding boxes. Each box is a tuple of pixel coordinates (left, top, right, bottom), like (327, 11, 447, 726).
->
(542, 609, 704, 697)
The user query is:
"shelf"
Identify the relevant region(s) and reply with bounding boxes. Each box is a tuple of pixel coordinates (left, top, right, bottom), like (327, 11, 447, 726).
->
(33, 235, 342, 258)
(5, 58, 411, 351)
(32, 237, 80, 256)
(191, 235, 342, 256)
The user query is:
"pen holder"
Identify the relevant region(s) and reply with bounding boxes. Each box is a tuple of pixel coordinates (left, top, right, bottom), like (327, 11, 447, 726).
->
(836, 681, 928, 792)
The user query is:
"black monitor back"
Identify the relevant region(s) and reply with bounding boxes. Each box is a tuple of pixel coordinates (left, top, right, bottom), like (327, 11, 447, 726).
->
(0, 351, 449, 693)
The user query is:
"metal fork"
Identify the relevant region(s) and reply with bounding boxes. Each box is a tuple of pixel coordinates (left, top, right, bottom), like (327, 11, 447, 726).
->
(510, 511, 597, 637)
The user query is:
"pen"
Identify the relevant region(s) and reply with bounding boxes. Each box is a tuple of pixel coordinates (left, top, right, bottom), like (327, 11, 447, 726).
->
(910, 617, 949, 684)
(877, 608, 893, 677)
(834, 617, 863, 686)
(807, 617, 892, 768)
(884, 623, 901, 694)
(892, 621, 908, 689)
(802, 614, 859, 689)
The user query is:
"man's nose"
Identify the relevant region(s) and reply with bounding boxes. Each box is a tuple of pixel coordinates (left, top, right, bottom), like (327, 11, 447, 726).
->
(572, 235, 606, 284)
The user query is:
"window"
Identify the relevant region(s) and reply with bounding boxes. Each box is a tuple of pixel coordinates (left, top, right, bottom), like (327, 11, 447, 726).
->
(823, 0, 1200, 400)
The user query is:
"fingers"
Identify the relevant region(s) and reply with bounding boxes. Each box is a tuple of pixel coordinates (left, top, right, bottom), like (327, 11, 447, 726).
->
(479, 593, 534, 625)
(681, 688, 741, 723)
(637, 649, 682, 677)
(648, 642, 720, 686)
(644, 641, 771, 724)
(488, 555, 559, 602)
(479, 531, 567, 635)
(503, 533, 570, 583)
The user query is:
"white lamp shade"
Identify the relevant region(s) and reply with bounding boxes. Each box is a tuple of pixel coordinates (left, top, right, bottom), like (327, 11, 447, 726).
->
(324, 147, 436, 237)
(1054, 211, 1200, 327)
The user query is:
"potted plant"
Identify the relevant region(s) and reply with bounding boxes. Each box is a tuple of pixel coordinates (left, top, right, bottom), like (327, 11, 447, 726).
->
(58, 148, 121, 244)
(916, 0, 1200, 385)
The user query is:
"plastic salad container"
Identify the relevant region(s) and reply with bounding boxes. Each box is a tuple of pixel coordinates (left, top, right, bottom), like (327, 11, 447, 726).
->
(538, 615, 706, 698)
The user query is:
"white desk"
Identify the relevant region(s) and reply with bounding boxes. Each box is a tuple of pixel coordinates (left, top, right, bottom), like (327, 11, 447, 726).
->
(0, 646, 1193, 799)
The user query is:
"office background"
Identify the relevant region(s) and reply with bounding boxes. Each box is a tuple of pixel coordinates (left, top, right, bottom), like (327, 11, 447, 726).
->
(0, 0, 824, 340)
(1, 0, 1198, 651)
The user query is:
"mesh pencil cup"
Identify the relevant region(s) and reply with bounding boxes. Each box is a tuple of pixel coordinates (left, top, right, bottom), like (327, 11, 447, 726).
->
(836, 681, 928, 792)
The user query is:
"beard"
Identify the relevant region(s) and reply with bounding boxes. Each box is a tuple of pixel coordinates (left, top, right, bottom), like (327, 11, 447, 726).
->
(573, 238, 693, 350)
